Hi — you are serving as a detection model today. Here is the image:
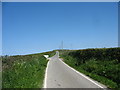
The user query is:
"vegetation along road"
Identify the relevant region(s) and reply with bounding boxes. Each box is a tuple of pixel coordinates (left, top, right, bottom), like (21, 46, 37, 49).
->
(2, 48, 119, 88)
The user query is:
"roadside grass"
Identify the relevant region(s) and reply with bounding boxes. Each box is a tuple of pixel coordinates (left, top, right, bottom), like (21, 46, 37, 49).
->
(59, 47, 120, 89)
(0, 71, 2, 89)
(0, 57, 1, 89)
(2, 51, 55, 88)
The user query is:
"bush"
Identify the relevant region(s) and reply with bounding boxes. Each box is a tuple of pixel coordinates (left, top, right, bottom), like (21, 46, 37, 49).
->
(60, 47, 120, 88)
(2, 51, 55, 88)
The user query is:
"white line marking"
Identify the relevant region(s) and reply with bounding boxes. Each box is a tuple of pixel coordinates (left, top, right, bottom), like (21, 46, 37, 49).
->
(43, 59, 50, 88)
(59, 58, 106, 89)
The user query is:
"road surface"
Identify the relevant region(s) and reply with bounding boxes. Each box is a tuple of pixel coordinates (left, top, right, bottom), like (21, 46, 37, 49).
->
(44, 51, 107, 88)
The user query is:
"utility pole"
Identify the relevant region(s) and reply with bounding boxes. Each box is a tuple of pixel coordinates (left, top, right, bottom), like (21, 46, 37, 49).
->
(71, 44, 73, 50)
(61, 41, 63, 50)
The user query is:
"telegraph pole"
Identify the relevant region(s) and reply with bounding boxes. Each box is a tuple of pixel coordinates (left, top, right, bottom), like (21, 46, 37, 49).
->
(71, 44, 73, 50)
(61, 41, 63, 50)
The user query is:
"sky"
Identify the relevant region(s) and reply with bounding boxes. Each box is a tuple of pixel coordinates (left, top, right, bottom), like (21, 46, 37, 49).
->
(2, 2, 118, 55)
(0, 2, 2, 55)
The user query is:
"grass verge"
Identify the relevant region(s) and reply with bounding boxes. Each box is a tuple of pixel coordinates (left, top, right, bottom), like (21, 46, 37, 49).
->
(59, 47, 120, 89)
(2, 51, 55, 88)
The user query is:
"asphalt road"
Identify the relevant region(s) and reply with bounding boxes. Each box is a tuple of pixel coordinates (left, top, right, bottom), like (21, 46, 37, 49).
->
(45, 51, 107, 88)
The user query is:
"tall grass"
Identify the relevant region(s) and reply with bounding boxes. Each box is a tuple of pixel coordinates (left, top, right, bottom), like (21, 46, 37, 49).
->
(59, 47, 120, 88)
(2, 51, 55, 88)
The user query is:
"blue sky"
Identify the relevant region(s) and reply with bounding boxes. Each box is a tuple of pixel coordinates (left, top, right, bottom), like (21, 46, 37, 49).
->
(2, 2, 118, 55)
(0, 2, 2, 55)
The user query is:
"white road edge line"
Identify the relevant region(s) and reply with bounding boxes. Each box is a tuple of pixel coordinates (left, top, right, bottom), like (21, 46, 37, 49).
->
(59, 58, 105, 89)
(43, 59, 50, 88)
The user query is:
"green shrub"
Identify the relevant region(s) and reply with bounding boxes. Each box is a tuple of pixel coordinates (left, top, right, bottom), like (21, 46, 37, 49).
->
(2, 51, 55, 88)
(59, 47, 120, 88)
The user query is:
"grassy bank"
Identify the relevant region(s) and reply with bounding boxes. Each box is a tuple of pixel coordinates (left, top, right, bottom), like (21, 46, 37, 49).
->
(2, 51, 55, 88)
(59, 47, 120, 88)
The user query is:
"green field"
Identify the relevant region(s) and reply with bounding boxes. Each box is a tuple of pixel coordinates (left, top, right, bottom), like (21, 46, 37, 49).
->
(59, 47, 120, 88)
(2, 51, 55, 88)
